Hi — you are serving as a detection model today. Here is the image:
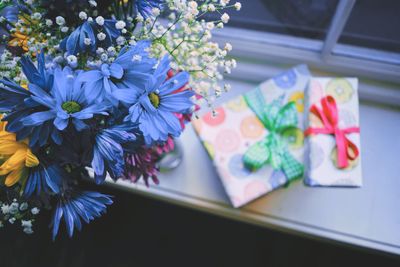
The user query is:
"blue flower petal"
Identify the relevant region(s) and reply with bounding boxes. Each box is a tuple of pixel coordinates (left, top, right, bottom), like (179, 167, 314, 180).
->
(54, 117, 69, 131)
(72, 118, 88, 131)
(52, 203, 63, 240)
(159, 90, 194, 113)
(113, 88, 140, 104)
(79, 70, 103, 82)
(109, 63, 123, 79)
(159, 71, 190, 95)
(51, 191, 113, 240)
(22, 110, 56, 126)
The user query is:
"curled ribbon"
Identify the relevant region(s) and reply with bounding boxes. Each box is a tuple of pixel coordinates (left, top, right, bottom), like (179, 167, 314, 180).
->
(305, 96, 360, 169)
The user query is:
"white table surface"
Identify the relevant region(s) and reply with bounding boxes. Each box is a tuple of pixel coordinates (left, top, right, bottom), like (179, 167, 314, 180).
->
(104, 79, 400, 256)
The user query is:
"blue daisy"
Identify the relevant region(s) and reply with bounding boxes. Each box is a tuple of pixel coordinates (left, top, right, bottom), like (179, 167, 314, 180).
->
(51, 190, 113, 240)
(60, 19, 121, 55)
(92, 123, 140, 184)
(79, 40, 157, 105)
(135, 0, 164, 18)
(23, 164, 63, 197)
(21, 51, 54, 92)
(0, 53, 62, 146)
(114, 56, 195, 145)
(21, 66, 110, 133)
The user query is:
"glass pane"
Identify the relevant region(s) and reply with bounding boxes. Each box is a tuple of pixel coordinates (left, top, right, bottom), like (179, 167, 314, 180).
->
(210, 0, 338, 40)
(338, 0, 400, 53)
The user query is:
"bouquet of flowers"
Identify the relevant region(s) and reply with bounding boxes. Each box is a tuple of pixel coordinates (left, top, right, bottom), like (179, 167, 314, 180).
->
(0, 0, 240, 239)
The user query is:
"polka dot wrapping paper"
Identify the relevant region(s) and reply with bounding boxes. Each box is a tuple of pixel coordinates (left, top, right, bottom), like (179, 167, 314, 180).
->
(192, 65, 311, 208)
(304, 78, 362, 187)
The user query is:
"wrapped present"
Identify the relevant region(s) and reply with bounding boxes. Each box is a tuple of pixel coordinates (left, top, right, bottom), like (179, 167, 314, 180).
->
(192, 65, 310, 207)
(304, 78, 362, 187)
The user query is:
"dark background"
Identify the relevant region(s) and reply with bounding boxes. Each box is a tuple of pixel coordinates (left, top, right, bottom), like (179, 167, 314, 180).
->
(1, 183, 399, 267)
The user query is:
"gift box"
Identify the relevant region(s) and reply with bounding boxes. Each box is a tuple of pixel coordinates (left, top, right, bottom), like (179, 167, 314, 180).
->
(304, 78, 362, 187)
(192, 65, 310, 207)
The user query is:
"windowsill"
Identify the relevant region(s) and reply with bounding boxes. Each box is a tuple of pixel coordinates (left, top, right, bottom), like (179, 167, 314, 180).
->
(100, 75, 400, 256)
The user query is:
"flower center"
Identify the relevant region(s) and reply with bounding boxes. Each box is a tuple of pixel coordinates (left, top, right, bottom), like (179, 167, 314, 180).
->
(62, 101, 81, 114)
(148, 93, 160, 108)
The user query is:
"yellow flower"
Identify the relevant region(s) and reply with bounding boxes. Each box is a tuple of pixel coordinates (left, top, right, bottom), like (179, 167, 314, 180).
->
(8, 14, 43, 54)
(8, 31, 29, 52)
(0, 118, 39, 187)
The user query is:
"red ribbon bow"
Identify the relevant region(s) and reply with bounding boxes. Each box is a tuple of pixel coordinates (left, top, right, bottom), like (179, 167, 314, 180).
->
(305, 96, 360, 169)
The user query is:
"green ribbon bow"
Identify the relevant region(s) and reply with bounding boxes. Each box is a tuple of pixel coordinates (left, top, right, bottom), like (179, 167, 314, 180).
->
(243, 88, 304, 182)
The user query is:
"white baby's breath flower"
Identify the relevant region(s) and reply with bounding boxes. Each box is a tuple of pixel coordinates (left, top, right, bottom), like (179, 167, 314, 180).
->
(9, 202, 19, 214)
(107, 46, 116, 56)
(45, 19, 53, 26)
(100, 53, 108, 62)
(66, 55, 78, 68)
(79, 11, 88, 20)
(116, 36, 126, 45)
(115, 20, 126, 30)
(84, 38, 92, 45)
(1, 204, 10, 214)
(55, 16, 65, 26)
(97, 32, 106, 41)
(95, 16, 105, 26)
(9, 217, 16, 224)
(224, 43, 232, 51)
(168, 12, 176, 21)
(234, 2, 242, 11)
(31, 207, 40, 215)
(206, 22, 214, 30)
(220, 0, 230, 6)
(88, 0, 97, 7)
(96, 47, 104, 54)
(61, 26, 69, 33)
(31, 12, 42, 20)
(21, 220, 33, 228)
(152, 7, 160, 16)
(145, 0, 238, 108)
(188, 1, 198, 9)
(221, 13, 230, 23)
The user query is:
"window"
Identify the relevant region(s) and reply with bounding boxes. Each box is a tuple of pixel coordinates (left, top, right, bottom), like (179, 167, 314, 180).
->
(338, 1, 400, 54)
(224, 0, 338, 40)
(213, 0, 400, 87)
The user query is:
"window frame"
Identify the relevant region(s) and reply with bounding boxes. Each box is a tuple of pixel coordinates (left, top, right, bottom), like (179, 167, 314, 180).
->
(214, 0, 400, 84)
(212, 0, 400, 106)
